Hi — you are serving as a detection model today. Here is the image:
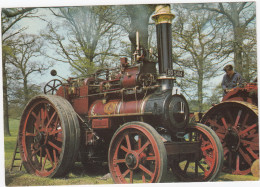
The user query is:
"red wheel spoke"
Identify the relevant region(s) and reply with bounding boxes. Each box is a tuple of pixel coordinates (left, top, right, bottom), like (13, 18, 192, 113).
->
(146, 156, 156, 161)
(238, 148, 252, 166)
(122, 169, 130, 178)
(137, 140, 150, 155)
(205, 155, 214, 163)
(45, 111, 57, 129)
(40, 147, 43, 167)
(55, 137, 62, 142)
(142, 172, 146, 182)
(246, 147, 258, 160)
(129, 170, 133, 183)
(241, 113, 249, 127)
(239, 124, 257, 136)
(48, 141, 62, 153)
(115, 159, 126, 164)
(139, 164, 153, 177)
(234, 110, 242, 128)
(221, 117, 228, 129)
(53, 149, 57, 166)
(201, 144, 213, 151)
(32, 147, 40, 156)
(240, 139, 259, 149)
(46, 148, 54, 167)
(235, 155, 240, 173)
(207, 119, 224, 132)
(215, 132, 225, 139)
(125, 134, 132, 151)
(138, 136, 141, 149)
(49, 129, 62, 135)
(25, 132, 37, 136)
(226, 110, 234, 124)
(41, 154, 48, 171)
(120, 145, 129, 153)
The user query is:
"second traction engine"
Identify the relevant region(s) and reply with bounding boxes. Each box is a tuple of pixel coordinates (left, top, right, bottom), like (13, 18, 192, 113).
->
(18, 4, 224, 183)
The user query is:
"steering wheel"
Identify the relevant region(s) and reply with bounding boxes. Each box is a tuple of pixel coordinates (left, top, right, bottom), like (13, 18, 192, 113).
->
(44, 79, 62, 95)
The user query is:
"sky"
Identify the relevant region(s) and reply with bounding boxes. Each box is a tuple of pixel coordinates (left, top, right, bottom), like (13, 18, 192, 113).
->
(0, 0, 259, 187)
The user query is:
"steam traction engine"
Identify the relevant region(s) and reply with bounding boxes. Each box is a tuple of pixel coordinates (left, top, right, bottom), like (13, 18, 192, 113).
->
(18, 5, 223, 183)
(200, 81, 258, 176)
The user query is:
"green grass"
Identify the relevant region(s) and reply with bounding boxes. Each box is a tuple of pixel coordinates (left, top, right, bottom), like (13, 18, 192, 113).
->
(4, 118, 259, 186)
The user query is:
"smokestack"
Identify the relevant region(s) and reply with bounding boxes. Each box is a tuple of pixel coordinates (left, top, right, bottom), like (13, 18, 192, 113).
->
(152, 4, 175, 90)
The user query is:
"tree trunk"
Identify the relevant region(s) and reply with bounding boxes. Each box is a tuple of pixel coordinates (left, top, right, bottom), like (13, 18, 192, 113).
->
(2, 55, 11, 136)
(197, 70, 203, 112)
(233, 26, 243, 76)
(23, 76, 29, 103)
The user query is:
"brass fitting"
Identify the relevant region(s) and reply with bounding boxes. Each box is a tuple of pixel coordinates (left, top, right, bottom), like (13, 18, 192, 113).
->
(152, 4, 175, 24)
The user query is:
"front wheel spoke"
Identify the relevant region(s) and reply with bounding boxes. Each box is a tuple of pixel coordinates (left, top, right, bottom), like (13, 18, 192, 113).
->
(201, 144, 213, 151)
(129, 170, 133, 183)
(48, 141, 62, 153)
(137, 140, 150, 155)
(125, 134, 132, 151)
(120, 145, 129, 153)
(142, 171, 146, 182)
(139, 164, 153, 177)
(115, 159, 126, 164)
(122, 168, 130, 178)
(146, 156, 156, 161)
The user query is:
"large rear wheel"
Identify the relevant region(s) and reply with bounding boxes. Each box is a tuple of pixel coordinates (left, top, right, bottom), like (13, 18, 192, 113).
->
(108, 122, 167, 183)
(18, 95, 80, 177)
(201, 101, 258, 175)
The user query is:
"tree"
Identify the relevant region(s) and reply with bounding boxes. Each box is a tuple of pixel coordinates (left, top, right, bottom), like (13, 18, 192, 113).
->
(172, 4, 229, 112)
(2, 8, 36, 136)
(42, 6, 122, 76)
(201, 2, 256, 81)
(6, 34, 51, 103)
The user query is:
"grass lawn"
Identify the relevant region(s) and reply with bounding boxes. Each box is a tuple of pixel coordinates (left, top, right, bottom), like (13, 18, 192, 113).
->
(4, 119, 259, 186)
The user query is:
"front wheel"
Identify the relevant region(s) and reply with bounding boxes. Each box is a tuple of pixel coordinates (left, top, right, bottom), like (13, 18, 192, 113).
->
(108, 122, 167, 183)
(171, 123, 223, 181)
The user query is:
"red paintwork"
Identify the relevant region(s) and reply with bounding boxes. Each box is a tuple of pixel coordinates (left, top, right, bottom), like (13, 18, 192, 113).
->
(222, 82, 257, 105)
(92, 118, 111, 129)
(121, 66, 139, 88)
(89, 99, 143, 117)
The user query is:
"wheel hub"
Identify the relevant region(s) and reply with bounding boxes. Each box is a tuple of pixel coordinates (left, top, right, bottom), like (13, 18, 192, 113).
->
(35, 132, 46, 145)
(125, 153, 137, 168)
(224, 127, 240, 151)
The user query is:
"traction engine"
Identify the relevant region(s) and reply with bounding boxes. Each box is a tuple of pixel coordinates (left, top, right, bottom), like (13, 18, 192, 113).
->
(18, 5, 224, 183)
(200, 81, 258, 176)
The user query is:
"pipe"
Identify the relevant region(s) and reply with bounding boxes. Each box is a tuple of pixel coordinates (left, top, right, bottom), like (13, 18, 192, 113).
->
(152, 4, 175, 90)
